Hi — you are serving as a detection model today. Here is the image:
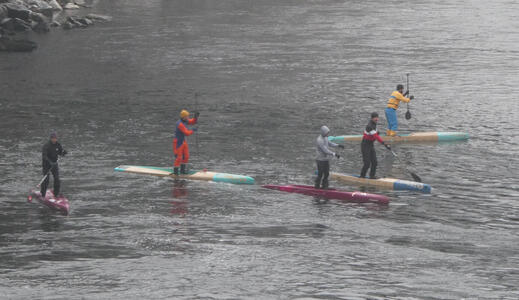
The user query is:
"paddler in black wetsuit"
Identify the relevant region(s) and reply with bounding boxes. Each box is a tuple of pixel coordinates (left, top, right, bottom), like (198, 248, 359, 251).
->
(41, 132, 67, 197)
(360, 112, 391, 179)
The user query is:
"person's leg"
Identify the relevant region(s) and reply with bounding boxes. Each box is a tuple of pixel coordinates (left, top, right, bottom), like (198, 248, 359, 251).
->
(393, 109, 399, 133)
(52, 166, 60, 196)
(173, 139, 180, 175)
(173, 139, 181, 175)
(384, 108, 392, 135)
(315, 160, 323, 188)
(40, 166, 50, 197)
(385, 108, 397, 136)
(369, 147, 378, 179)
(360, 143, 371, 178)
(180, 143, 189, 174)
(321, 161, 330, 189)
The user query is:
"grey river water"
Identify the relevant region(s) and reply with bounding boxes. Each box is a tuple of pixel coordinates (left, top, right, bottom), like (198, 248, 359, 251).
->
(1, 0, 519, 298)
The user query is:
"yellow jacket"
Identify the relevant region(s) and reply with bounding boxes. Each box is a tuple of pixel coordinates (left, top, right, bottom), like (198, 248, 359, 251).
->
(387, 91, 410, 109)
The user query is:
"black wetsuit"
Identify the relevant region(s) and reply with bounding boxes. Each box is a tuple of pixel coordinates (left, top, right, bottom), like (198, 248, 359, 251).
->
(360, 120, 383, 179)
(41, 140, 65, 197)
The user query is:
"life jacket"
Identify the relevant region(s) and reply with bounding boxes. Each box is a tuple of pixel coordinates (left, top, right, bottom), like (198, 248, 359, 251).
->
(174, 120, 190, 147)
(362, 120, 384, 144)
(387, 90, 410, 109)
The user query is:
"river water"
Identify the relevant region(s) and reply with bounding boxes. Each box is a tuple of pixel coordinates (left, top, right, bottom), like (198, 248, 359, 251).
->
(1, 0, 518, 298)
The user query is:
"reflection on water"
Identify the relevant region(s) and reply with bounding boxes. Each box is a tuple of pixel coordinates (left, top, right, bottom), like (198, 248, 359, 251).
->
(170, 180, 188, 216)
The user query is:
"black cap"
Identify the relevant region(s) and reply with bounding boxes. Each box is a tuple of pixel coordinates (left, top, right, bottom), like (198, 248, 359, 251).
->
(50, 131, 57, 138)
(371, 112, 379, 118)
(397, 84, 404, 90)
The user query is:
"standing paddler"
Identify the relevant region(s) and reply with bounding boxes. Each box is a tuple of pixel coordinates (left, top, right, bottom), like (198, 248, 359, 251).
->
(41, 132, 67, 197)
(315, 126, 343, 189)
(173, 109, 200, 175)
(385, 84, 414, 136)
(360, 112, 391, 179)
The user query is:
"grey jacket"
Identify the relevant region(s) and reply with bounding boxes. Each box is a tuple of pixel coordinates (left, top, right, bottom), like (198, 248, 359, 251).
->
(316, 126, 338, 161)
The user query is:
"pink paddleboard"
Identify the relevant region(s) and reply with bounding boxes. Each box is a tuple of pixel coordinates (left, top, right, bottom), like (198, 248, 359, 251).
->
(263, 184, 390, 204)
(28, 190, 70, 215)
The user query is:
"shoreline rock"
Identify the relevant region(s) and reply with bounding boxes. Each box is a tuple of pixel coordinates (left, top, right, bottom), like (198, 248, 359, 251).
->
(47, 0, 62, 11)
(63, 2, 79, 9)
(0, 0, 111, 52)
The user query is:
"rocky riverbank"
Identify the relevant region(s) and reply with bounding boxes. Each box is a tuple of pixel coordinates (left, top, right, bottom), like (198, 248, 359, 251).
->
(0, 0, 111, 52)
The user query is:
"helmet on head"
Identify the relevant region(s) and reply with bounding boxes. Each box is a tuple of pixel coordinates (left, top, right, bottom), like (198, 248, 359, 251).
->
(320, 125, 330, 136)
(180, 110, 189, 118)
(50, 131, 57, 139)
(371, 112, 379, 118)
(396, 84, 404, 90)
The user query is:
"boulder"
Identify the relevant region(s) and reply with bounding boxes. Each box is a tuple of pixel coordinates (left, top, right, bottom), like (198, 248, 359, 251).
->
(46, 0, 62, 11)
(5, 2, 31, 21)
(69, 16, 83, 26)
(0, 5, 9, 21)
(77, 16, 92, 25)
(29, 11, 48, 22)
(1, 17, 31, 31)
(32, 20, 49, 32)
(61, 15, 85, 29)
(63, 2, 78, 9)
(0, 35, 37, 51)
(85, 13, 111, 22)
(29, 11, 50, 32)
(27, 0, 53, 18)
(61, 19, 72, 29)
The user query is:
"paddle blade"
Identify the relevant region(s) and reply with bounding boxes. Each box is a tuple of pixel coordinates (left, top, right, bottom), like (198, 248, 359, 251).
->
(405, 109, 411, 120)
(410, 171, 422, 182)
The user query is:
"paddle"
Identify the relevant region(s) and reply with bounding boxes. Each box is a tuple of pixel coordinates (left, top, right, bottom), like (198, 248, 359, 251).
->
(36, 170, 51, 188)
(405, 73, 412, 120)
(36, 159, 59, 188)
(37, 154, 65, 188)
(390, 150, 422, 182)
(194, 92, 200, 157)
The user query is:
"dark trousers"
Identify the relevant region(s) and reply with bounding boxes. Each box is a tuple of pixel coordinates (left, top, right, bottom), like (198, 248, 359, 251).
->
(41, 165, 60, 197)
(360, 141, 377, 178)
(315, 160, 330, 189)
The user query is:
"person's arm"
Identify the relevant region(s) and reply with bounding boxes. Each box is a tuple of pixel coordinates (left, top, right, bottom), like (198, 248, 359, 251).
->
(178, 122, 194, 136)
(395, 91, 411, 103)
(318, 139, 335, 156)
(328, 140, 339, 148)
(374, 131, 385, 144)
(328, 140, 345, 150)
(187, 112, 200, 125)
(59, 144, 67, 156)
(372, 131, 391, 149)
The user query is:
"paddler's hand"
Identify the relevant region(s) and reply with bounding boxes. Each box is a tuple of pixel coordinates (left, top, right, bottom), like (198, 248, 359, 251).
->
(384, 143, 391, 150)
(338, 144, 344, 149)
(335, 153, 340, 159)
(410, 95, 414, 100)
(194, 111, 200, 119)
(192, 127, 198, 132)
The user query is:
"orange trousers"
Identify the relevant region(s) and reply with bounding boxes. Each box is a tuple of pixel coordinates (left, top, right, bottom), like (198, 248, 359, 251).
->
(173, 139, 189, 167)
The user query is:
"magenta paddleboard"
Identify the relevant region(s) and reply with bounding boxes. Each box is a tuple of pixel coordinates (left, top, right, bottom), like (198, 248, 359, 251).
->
(262, 184, 390, 204)
(28, 190, 70, 215)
